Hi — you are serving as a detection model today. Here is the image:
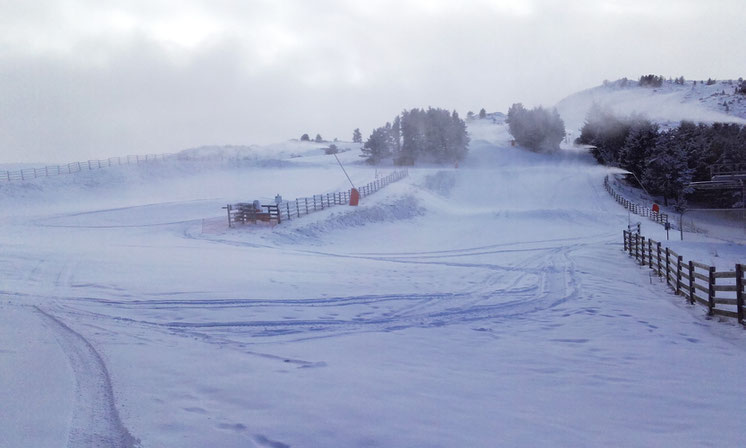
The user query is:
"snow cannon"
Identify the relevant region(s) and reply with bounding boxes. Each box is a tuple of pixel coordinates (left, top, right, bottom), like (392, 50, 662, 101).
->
(349, 188, 360, 206)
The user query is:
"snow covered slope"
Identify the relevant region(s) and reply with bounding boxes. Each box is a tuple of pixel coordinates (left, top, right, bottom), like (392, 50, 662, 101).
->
(1, 120, 745, 447)
(557, 78, 746, 134)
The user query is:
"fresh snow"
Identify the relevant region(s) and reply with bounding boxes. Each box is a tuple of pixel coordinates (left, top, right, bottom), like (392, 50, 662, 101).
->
(557, 78, 746, 136)
(1, 119, 745, 447)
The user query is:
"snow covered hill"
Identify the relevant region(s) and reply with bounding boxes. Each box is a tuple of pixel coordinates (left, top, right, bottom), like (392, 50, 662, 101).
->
(1, 119, 745, 447)
(557, 78, 746, 135)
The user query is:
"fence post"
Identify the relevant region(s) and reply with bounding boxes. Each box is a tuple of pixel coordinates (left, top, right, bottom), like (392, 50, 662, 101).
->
(737, 264, 744, 325)
(665, 248, 671, 286)
(708, 266, 716, 316)
(296, 199, 300, 218)
(623, 230, 628, 252)
(656, 242, 662, 276)
(226, 204, 232, 228)
(688, 261, 695, 305)
(676, 255, 683, 295)
(286, 202, 291, 221)
(640, 236, 646, 266)
(646, 238, 651, 266)
(305, 198, 309, 214)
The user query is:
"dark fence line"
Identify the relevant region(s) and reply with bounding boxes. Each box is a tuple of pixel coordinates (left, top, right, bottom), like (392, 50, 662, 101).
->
(0, 154, 176, 182)
(225, 169, 409, 228)
(605, 175, 669, 227)
(623, 230, 744, 325)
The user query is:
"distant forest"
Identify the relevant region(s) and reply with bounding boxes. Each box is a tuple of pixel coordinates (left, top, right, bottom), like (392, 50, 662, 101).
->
(577, 104, 746, 208)
(359, 108, 470, 165)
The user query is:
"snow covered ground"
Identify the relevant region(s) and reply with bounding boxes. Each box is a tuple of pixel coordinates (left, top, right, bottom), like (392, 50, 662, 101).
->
(557, 78, 746, 135)
(1, 120, 745, 447)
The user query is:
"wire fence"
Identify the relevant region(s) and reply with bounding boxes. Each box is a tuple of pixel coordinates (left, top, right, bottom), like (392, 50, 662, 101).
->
(0, 153, 176, 182)
(224, 169, 409, 227)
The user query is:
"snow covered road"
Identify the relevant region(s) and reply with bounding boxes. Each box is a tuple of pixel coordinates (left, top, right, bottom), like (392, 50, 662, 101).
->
(1, 123, 745, 446)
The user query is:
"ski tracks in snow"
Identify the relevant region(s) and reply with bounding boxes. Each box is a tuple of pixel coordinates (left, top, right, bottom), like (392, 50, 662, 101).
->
(34, 306, 139, 448)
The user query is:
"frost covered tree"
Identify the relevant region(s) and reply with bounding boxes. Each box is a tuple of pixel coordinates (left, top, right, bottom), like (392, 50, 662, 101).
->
(315, 134, 323, 143)
(360, 126, 393, 164)
(642, 130, 692, 206)
(352, 128, 362, 143)
(639, 74, 664, 87)
(360, 107, 469, 165)
(300, 133, 310, 142)
(619, 117, 659, 180)
(391, 116, 401, 154)
(506, 103, 565, 152)
(479, 108, 487, 119)
(577, 103, 633, 165)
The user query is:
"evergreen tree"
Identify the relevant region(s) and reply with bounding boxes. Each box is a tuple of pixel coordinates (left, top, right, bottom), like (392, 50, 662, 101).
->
(479, 108, 487, 119)
(391, 116, 401, 154)
(360, 127, 392, 164)
(352, 128, 362, 143)
(300, 133, 310, 142)
(619, 116, 658, 180)
(315, 134, 323, 143)
(507, 103, 565, 152)
(642, 130, 692, 206)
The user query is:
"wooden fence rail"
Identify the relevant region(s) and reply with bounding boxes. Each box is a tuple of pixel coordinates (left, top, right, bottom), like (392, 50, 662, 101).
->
(623, 230, 744, 325)
(605, 175, 669, 227)
(0, 153, 176, 182)
(225, 169, 409, 228)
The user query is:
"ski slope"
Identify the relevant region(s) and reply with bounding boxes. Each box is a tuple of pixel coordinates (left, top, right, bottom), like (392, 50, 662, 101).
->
(557, 78, 746, 135)
(1, 121, 745, 447)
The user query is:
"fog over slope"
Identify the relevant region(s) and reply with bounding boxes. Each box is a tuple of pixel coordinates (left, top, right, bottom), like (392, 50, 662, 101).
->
(557, 78, 746, 135)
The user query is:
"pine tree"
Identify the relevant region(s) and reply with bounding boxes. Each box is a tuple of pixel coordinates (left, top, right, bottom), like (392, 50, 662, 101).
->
(391, 116, 401, 154)
(315, 134, 323, 143)
(643, 130, 692, 206)
(360, 127, 392, 164)
(619, 116, 658, 180)
(507, 103, 565, 152)
(479, 108, 487, 119)
(300, 133, 310, 142)
(352, 128, 362, 143)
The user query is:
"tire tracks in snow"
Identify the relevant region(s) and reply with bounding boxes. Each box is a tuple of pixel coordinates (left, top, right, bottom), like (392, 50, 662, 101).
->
(34, 306, 139, 448)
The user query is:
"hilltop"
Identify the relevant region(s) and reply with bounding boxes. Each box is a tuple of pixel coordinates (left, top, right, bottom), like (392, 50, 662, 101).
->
(556, 77, 746, 135)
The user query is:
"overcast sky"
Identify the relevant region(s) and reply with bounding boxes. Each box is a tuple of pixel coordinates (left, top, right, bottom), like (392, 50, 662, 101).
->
(1, 0, 745, 163)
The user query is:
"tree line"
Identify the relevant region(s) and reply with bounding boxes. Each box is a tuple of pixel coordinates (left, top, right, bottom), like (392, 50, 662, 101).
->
(359, 108, 470, 165)
(577, 104, 746, 207)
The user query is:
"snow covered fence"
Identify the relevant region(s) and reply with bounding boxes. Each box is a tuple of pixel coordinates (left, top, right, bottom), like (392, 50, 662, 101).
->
(0, 153, 176, 182)
(623, 230, 744, 325)
(225, 169, 408, 228)
(605, 175, 669, 227)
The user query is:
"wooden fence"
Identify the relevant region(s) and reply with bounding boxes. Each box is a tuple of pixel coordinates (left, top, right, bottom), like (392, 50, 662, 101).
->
(605, 175, 669, 227)
(0, 153, 175, 182)
(623, 230, 744, 325)
(225, 169, 409, 228)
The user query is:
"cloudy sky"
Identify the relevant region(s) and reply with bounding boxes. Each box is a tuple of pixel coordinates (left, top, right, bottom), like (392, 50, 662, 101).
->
(1, 0, 745, 163)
